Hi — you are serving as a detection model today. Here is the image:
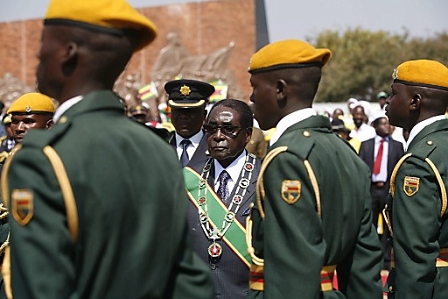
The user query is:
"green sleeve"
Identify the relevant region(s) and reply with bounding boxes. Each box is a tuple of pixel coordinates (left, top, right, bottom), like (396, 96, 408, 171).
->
(8, 147, 77, 298)
(263, 152, 325, 298)
(392, 157, 441, 298)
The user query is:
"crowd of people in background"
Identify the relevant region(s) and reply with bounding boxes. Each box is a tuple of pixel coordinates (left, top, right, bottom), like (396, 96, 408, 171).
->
(0, 1, 447, 299)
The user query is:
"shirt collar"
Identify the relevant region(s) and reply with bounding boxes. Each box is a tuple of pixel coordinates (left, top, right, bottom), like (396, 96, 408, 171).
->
(53, 95, 83, 123)
(405, 115, 446, 151)
(213, 149, 247, 183)
(270, 108, 316, 146)
(175, 130, 203, 148)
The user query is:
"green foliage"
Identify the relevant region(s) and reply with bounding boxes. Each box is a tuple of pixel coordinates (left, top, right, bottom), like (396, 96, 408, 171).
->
(306, 28, 448, 102)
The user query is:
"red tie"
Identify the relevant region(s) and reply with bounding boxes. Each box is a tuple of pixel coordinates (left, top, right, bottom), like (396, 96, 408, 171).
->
(373, 138, 385, 175)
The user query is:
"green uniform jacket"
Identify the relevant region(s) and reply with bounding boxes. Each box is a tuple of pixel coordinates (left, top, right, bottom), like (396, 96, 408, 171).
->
(3, 91, 214, 299)
(249, 115, 383, 299)
(385, 119, 448, 299)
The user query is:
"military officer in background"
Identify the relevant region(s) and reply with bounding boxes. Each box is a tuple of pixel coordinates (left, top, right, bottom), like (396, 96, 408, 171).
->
(1, 0, 214, 298)
(166, 79, 215, 167)
(384, 59, 448, 298)
(246, 39, 383, 298)
(183, 99, 261, 298)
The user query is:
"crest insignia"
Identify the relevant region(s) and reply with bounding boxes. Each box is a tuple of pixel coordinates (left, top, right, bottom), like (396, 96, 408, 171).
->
(11, 189, 34, 226)
(281, 180, 301, 204)
(403, 176, 419, 196)
(392, 68, 398, 80)
(179, 85, 191, 96)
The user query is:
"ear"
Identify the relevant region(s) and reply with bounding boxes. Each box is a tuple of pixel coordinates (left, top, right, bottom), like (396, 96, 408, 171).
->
(410, 93, 421, 111)
(46, 119, 54, 129)
(62, 42, 79, 76)
(276, 79, 287, 102)
(245, 127, 253, 143)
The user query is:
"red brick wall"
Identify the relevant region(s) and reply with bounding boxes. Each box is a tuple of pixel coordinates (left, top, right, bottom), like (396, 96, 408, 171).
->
(0, 0, 256, 101)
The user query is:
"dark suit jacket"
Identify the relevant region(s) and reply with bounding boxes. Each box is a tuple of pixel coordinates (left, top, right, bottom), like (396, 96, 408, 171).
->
(359, 136, 404, 191)
(187, 152, 261, 299)
(170, 133, 209, 168)
(4, 90, 214, 299)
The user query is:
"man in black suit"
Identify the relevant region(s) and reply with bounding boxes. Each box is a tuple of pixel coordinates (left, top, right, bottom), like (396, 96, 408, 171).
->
(165, 79, 215, 167)
(183, 99, 261, 299)
(359, 114, 404, 270)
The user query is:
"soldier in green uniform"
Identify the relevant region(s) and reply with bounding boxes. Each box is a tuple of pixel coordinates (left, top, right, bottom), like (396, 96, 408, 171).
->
(246, 39, 383, 298)
(384, 59, 448, 298)
(1, 0, 214, 298)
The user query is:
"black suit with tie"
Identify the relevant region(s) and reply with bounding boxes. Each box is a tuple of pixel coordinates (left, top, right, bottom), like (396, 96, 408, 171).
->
(186, 152, 261, 299)
(170, 133, 209, 168)
(359, 135, 404, 267)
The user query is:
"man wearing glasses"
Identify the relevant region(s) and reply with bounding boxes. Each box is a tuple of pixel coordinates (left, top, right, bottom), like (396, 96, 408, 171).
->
(183, 99, 261, 299)
(165, 79, 215, 167)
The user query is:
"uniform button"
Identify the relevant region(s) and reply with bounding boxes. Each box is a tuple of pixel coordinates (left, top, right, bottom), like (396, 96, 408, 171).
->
(427, 140, 433, 146)
(303, 131, 311, 137)
(59, 116, 68, 124)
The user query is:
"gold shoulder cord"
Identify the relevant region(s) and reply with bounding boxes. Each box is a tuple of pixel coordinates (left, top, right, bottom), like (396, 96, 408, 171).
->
(303, 160, 321, 217)
(43, 146, 78, 242)
(383, 153, 447, 238)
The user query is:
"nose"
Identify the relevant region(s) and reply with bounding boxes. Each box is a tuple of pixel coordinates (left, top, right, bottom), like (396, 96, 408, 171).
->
(213, 128, 226, 140)
(16, 122, 26, 131)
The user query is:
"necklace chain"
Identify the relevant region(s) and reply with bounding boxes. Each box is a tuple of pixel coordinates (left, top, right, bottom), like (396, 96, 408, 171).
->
(197, 153, 256, 256)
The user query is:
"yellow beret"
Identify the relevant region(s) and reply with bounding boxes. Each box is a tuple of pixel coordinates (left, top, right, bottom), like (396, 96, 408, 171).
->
(44, 0, 157, 52)
(248, 39, 332, 74)
(7, 93, 55, 114)
(392, 59, 448, 91)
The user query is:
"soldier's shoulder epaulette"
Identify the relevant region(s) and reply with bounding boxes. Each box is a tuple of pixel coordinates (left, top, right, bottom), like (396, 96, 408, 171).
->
(21, 118, 71, 149)
(0, 136, 6, 143)
(409, 138, 437, 160)
(279, 129, 315, 161)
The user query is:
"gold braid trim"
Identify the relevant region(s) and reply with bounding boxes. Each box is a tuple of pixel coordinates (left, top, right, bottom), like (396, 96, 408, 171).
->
(389, 153, 412, 198)
(303, 160, 321, 217)
(246, 214, 264, 266)
(424, 157, 447, 217)
(256, 146, 288, 220)
(43, 146, 78, 242)
(1, 144, 22, 209)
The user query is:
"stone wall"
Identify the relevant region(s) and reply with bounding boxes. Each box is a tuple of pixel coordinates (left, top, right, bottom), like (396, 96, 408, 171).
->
(0, 0, 256, 104)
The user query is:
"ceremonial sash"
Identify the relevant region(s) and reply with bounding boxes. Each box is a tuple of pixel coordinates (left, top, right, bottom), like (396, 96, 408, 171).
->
(183, 166, 251, 267)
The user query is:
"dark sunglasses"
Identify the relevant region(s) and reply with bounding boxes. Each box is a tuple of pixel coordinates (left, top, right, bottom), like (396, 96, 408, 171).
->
(203, 124, 243, 138)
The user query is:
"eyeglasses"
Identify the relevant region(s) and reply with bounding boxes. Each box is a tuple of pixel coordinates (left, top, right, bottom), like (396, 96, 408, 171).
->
(203, 124, 243, 138)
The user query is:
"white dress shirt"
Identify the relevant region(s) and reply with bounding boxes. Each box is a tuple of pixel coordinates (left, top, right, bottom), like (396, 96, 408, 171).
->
(175, 130, 204, 160)
(213, 150, 247, 194)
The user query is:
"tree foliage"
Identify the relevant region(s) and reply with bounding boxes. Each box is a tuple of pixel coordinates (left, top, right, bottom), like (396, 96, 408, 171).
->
(306, 28, 448, 102)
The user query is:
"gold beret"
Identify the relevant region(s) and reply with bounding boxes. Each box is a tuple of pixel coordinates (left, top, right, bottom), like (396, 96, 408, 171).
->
(7, 93, 55, 114)
(392, 59, 448, 91)
(44, 0, 157, 52)
(248, 39, 332, 74)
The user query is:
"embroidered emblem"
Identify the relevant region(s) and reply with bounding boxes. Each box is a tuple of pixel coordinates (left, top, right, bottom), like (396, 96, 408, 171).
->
(281, 180, 301, 204)
(25, 106, 32, 113)
(392, 68, 398, 80)
(403, 176, 419, 196)
(11, 189, 34, 225)
(179, 85, 191, 96)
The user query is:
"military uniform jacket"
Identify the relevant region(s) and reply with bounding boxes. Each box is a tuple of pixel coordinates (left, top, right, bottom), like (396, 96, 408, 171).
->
(385, 119, 448, 299)
(170, 133, 209, 168)
(249, 115, 383, 299)
(187, 153, 261, 299)
(2, 90, 214, 299)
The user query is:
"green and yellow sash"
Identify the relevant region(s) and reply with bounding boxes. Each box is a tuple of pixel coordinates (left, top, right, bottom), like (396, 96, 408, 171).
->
(183, 166, 251, 268)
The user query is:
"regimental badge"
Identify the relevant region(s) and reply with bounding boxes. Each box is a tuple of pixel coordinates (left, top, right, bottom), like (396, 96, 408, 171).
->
(403, 176, 419, 196)
(281, 180, 301, 204)
(11, 189, 34, 226)
(179, 85, 191, 96)
(392, 68, 398, 80)
(25, 106, 31, 113)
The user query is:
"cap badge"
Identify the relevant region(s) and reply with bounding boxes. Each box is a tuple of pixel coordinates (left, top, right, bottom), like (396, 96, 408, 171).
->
(281, 180, 301, 204)
(392, 68, 398, 80)
(180, 85, 191, 96)
(25, 106, 31, 113)
(403, 176, 419, 196)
